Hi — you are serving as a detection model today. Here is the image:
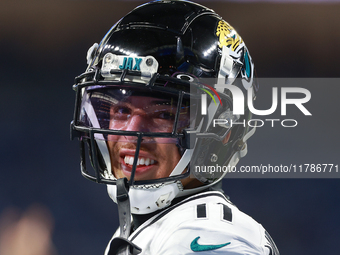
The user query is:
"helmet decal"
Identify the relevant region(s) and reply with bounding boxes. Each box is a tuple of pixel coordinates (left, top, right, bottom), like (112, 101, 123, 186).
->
(216, 20, 254, 90)
(240, 49, 255, 89)
(118, 57, 142, 71)
(244, 50, 251, 78)
(101, 53, 159, 81)
(199, 88, 217, 106)
(216, 20, 243, 52)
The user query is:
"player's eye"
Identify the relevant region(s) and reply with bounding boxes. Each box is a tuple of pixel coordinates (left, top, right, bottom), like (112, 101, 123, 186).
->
(111, 105, 132, 120)
(155, 111, 175, 120)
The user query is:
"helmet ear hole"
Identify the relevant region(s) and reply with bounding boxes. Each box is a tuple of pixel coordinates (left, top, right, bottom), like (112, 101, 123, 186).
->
(222, 131, 231, 145)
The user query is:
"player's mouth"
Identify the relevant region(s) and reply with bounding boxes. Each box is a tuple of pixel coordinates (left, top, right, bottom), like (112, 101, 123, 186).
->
(119, 149, 158, 177)
(123, 155, 156, 167)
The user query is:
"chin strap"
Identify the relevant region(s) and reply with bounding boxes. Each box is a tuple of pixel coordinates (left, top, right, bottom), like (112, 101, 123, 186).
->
(108, 178, 141, 255)
(117, 178, 131, 239)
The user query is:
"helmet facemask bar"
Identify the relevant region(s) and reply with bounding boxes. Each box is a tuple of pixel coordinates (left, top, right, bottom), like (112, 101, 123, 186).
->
(78, 129, 192, 186)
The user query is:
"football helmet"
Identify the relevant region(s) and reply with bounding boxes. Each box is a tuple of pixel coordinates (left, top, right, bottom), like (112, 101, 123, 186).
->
(71, 0, 257, 215)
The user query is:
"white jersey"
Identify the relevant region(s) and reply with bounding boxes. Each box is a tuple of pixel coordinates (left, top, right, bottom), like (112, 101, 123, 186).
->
(105, 191, 279, 255)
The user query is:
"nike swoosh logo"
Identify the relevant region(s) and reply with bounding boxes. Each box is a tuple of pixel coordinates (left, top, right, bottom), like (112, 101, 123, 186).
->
(190, 236, 231, 252)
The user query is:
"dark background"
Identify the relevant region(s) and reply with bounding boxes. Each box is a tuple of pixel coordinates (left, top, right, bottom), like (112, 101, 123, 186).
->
(1, 0, 339, 254)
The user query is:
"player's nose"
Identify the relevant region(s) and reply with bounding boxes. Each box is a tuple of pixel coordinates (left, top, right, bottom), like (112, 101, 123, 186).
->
(125, 113, 151, 133)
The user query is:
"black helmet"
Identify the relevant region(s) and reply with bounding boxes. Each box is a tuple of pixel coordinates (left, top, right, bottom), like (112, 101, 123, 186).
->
(71, 0, 257, 214)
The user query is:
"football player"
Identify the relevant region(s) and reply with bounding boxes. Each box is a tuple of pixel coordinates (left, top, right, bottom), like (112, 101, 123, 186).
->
(70, 1, 279, 254)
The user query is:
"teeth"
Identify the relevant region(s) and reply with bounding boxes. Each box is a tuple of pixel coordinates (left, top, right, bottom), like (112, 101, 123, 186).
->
(140, 158, 145, 165)
(124, 156, 156, 166)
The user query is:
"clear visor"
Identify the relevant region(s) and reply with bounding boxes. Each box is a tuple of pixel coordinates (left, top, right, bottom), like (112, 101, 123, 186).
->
(77, 86, 193, 143)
